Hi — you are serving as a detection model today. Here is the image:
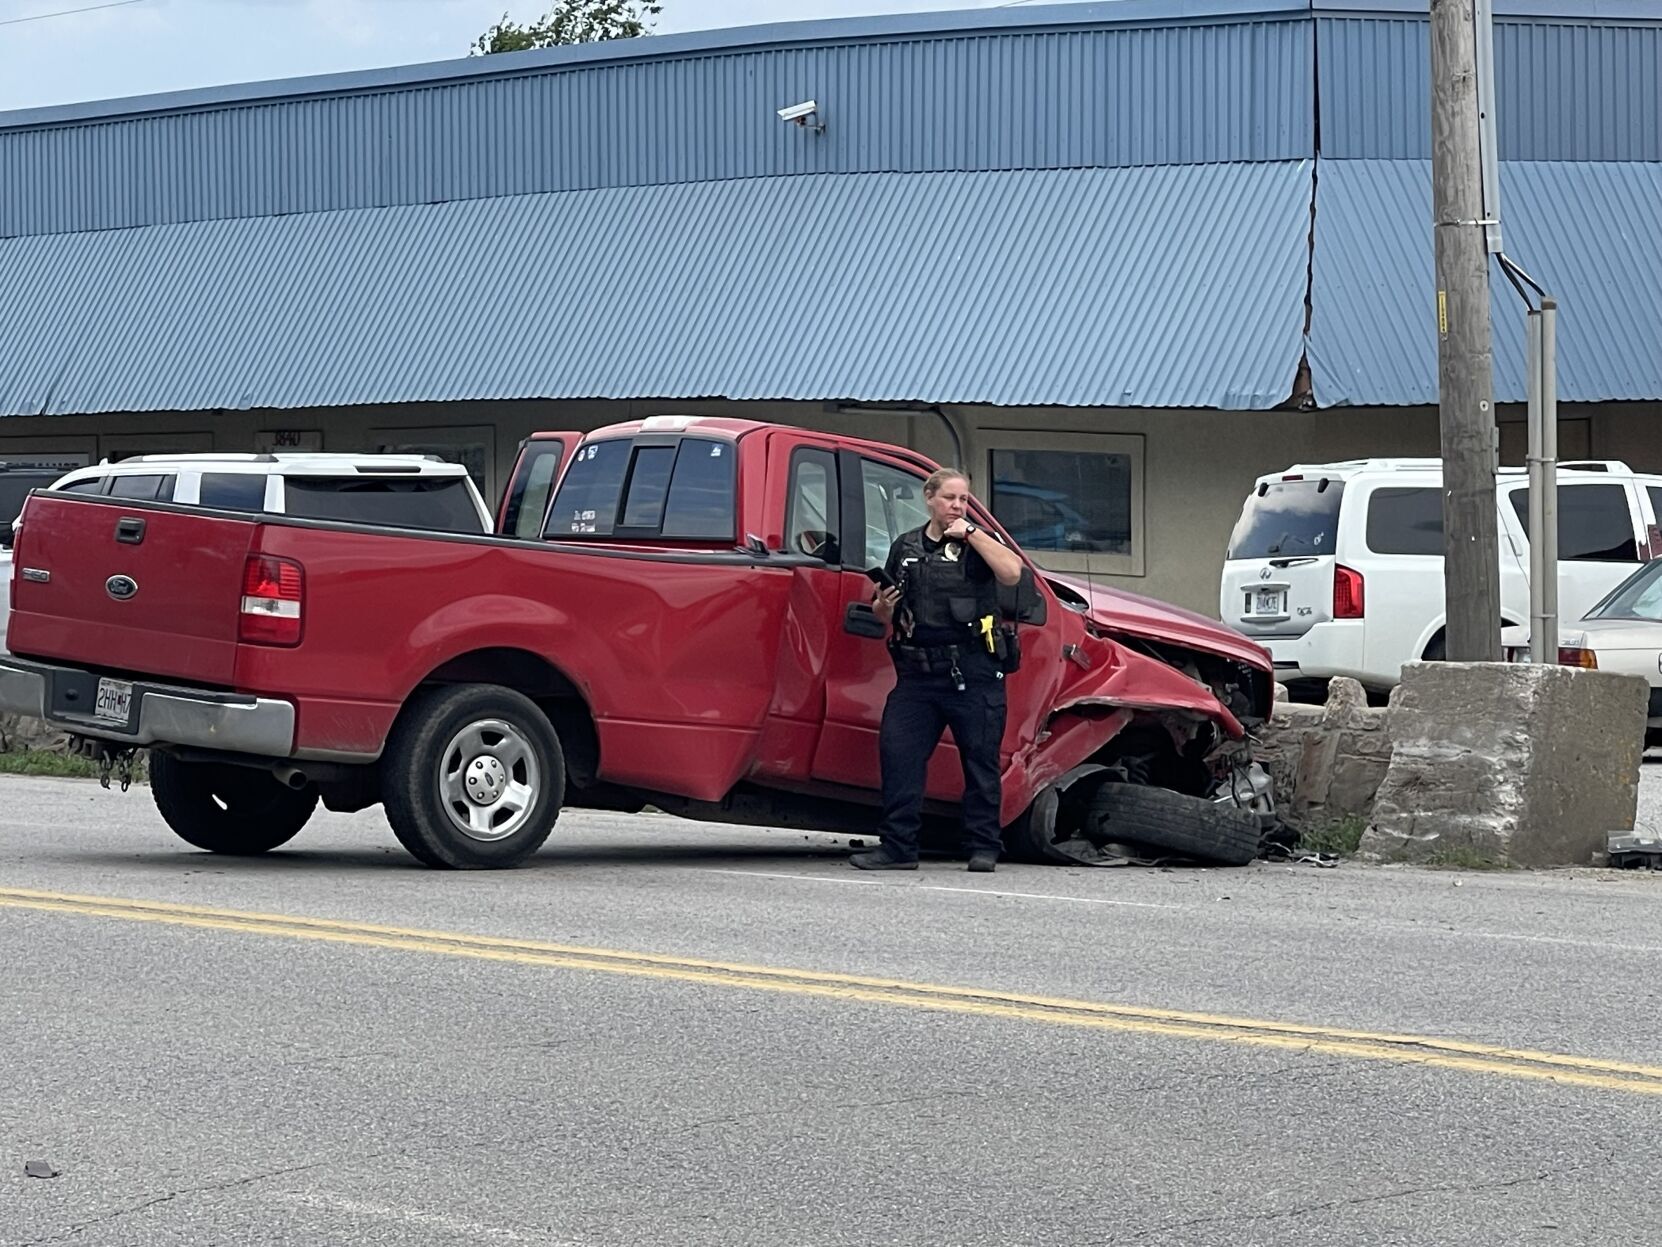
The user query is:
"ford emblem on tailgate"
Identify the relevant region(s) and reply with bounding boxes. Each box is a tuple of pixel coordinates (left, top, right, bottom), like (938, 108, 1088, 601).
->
(105, 575, 138, 601)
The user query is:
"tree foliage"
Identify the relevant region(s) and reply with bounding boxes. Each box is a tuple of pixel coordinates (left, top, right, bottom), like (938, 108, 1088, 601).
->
(471, 0, 662, 54)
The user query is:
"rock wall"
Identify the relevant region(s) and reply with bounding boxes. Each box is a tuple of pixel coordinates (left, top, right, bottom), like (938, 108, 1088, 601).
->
(1255, 677, 1392, 835)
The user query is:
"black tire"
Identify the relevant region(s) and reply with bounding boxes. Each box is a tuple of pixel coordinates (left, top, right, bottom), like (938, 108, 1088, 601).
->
(381, 684, 565, 869)
(1423, 634, 1447, 662)
(1084, 782, 1262, 866)
(150, 753, 318, 855)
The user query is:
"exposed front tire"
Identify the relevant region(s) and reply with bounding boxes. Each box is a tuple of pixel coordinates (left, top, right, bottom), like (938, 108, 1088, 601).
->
(381, 685, 565, 869)
(1084, 782, 1262, 866)
(150, 753, 318, 855)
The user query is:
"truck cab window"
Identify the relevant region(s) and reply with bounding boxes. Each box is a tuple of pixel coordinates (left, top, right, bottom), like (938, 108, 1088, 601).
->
(785, 449, 839, 561)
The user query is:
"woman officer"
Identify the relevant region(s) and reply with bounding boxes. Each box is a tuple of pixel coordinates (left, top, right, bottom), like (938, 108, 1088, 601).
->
(850, 469, 1024, 873)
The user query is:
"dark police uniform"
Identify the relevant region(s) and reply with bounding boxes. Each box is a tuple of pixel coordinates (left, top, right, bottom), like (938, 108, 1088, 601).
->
(872, 523, 1009, 863)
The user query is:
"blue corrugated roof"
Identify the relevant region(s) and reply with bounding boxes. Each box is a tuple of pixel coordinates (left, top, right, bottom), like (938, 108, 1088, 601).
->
(0, 17, 1315, 239)
(0, 163, 1313, 416)
(1308, 159, 1662, 406)
(0, 2, 1317, 132)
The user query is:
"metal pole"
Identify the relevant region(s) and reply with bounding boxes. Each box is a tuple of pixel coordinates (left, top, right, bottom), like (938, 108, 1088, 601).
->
(1527, 309, 1547, 663)
(1431, 0, 1503, 660)
(1540, 297, 1559, 653)
(1472, 0, 1504, 255)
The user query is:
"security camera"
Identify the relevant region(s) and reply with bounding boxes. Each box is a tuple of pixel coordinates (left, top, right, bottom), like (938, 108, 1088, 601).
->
(776, 100, 818, 124)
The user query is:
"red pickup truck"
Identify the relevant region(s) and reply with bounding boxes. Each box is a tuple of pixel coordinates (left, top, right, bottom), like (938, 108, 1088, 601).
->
(0, 417, 1274, 869)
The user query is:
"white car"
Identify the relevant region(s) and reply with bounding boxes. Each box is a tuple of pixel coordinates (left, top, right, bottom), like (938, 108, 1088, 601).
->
(1501, 559, 1662, 745)
(1219, 458, 1662, 695)
(3, 451, 492, 653)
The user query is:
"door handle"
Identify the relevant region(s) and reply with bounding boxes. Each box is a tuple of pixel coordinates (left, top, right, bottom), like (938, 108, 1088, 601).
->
(843, 602, 887, 639)
(115, 517, 146, 545)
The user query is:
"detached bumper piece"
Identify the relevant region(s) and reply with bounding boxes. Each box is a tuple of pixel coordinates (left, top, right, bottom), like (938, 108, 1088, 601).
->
(1608, 833, 1662, 870)
(0, 657, 294, 758)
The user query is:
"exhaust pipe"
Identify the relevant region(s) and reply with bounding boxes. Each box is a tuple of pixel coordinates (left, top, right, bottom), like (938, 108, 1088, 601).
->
(273, 765, 310, 790)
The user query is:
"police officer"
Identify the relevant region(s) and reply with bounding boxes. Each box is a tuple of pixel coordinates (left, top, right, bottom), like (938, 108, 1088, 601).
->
(850, 468, 1025, 873)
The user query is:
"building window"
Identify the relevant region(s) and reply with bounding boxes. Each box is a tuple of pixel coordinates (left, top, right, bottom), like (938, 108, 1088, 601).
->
(984, 433, 1143, 576)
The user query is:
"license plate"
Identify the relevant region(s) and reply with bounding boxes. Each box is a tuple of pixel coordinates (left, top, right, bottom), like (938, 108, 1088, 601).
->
(1249, 588, 1286, 617)
(94, 678, 133, 724)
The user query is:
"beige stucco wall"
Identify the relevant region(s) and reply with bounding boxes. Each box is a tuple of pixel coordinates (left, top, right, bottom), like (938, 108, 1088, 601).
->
(1, 399, 1652, 619)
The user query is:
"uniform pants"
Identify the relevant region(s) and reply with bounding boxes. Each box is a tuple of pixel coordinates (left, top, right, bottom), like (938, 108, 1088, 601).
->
(876, 662, 1007, 861)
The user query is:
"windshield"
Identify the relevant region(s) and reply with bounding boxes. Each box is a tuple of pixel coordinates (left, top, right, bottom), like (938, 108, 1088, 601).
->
(1227, 479, 1345, 559)
(1587, 559, 1662, 622)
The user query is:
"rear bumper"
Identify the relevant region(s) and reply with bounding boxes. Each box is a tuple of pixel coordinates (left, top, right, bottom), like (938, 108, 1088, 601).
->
(1257, 621, 1388, 688)
(0, 657, 295, 757)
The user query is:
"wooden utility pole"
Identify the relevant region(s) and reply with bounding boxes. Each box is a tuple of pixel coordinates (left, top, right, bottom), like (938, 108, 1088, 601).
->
(1430, 0, 1501, 661)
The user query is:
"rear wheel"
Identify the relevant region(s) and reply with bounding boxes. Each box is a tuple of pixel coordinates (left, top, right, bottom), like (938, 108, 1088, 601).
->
(150, 753, 318, 855)
(382, 685, 565, 869)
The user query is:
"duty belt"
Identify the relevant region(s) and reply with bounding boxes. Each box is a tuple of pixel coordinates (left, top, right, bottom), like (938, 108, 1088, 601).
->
(891, 641, 970, 690)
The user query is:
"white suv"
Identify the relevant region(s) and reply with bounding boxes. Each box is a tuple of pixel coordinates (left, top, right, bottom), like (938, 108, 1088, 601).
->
(31, 452, 492, 534)
(1219, 458, 1662, 693)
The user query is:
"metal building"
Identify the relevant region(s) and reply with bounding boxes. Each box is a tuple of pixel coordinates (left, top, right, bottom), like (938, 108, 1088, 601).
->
(1, 0, 1658, 614)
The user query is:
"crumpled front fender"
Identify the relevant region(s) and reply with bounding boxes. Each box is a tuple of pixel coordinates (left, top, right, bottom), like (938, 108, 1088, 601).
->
(1053, 638, 1245, 740)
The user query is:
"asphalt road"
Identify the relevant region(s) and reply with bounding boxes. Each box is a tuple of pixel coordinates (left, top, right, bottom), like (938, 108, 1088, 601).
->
(4, 774, 1662, 1246)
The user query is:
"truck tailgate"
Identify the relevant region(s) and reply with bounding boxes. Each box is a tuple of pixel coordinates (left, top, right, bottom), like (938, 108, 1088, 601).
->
(9, 495, 255, 686)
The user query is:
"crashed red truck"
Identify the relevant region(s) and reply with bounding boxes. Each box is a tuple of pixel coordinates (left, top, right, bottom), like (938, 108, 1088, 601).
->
(0, 418, 1276, 869)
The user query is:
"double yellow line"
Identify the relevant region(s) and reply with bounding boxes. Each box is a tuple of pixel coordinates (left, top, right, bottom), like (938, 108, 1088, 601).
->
(5, 884, 1661, 1098)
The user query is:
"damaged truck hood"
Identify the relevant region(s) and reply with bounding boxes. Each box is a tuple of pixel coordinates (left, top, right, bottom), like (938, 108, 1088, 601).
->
(1044, 574, 1271, 674)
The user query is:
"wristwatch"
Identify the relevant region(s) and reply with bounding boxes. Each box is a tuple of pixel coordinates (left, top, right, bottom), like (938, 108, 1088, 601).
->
(962, 523, 978, 537)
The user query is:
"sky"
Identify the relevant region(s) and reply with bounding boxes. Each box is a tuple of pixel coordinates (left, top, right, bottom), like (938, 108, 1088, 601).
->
(0, 0, 1036, 113)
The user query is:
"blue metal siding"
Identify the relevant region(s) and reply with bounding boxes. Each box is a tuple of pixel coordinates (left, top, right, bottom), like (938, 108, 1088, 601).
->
(1308, 159, 1662, 406)
(0, 163, 1313, 415)
(0, 20, 1312, 239)
(1319, 16, 1662, 160)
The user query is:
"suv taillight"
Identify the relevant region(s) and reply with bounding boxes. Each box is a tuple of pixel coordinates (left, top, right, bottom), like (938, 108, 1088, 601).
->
(1333, 565, 1365, 619)
(240, 555, 303, 646)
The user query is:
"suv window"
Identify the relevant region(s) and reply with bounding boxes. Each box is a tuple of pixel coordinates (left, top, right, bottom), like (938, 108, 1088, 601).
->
(107, 474, 176, 502)
(1228, 479, 1345, 559)
(283, 477, 483, 533)
(199, 473, 268, 513)
(546, 438, 735, 540)
(1508, 483, 1638, 562)
(1365, 487, 1444, 555)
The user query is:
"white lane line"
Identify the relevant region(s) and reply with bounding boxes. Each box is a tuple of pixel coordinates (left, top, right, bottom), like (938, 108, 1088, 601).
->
(921, 884, 1179, 909)
(692, 868, 1180, 908)
(696, 868, 897, 887)
(1398, 925, 1662, 955)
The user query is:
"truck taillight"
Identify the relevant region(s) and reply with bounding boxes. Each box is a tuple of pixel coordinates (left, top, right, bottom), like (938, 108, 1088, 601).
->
(240, 555, 303, 646)
(1333, 565, 1365, 619)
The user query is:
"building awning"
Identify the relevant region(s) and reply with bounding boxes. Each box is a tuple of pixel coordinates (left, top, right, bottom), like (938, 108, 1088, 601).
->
(0, 163, 1314, 417)
(1309, 159, 1662, 406)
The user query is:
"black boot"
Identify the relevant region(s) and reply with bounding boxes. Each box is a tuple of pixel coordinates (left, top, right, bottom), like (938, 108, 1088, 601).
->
(967, 851, 997, 873)
(850, 848, 918, 871)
